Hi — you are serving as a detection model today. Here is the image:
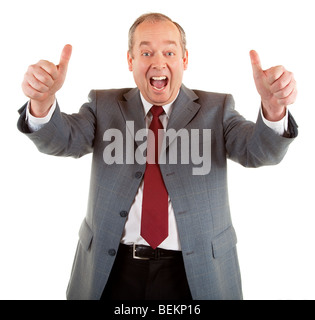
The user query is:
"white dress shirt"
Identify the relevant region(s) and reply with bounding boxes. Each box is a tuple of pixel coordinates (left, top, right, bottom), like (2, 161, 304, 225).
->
(25, 92, 288, 251)
(120, 93, 182, 250)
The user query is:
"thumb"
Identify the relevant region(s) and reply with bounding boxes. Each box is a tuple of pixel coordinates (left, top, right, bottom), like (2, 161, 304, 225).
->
(58, 44, 72, 74)
(249, 50, 263, 78)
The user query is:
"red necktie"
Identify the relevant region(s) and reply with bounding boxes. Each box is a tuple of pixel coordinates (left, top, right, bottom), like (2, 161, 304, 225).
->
(141, 106, 168, 249)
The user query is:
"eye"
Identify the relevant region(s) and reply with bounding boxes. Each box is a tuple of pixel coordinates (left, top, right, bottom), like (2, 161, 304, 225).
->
(166, 52, 175, 56)
(142, 52, 151, 57)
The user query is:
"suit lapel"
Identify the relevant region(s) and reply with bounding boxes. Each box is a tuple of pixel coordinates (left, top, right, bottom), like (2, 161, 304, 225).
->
(165, 84, 201, 148)
(118, 88, 146, 148)
(118, 85, 201, 149)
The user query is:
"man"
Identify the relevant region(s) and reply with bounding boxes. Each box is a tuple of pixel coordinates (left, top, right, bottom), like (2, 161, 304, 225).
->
(18, 13, 298, 300)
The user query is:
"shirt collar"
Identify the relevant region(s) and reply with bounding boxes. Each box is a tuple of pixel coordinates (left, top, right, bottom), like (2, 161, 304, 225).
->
(140, 90, 180, 119)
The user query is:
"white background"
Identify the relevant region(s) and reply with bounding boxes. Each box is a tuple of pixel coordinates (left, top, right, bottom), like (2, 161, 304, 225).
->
(1, 0, 314, 300)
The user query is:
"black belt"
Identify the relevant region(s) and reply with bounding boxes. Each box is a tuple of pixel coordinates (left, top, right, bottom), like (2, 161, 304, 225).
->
(119, 243, 182, 260)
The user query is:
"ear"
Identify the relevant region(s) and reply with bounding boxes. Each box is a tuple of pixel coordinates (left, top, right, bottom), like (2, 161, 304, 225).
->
(183, 50, 188, 70)
(127, 51, 133, 71)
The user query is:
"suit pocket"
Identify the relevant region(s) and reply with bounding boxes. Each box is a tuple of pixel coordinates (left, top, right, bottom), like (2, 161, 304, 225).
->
(79, 218, 93, 251)
(211, 225, 237, 259)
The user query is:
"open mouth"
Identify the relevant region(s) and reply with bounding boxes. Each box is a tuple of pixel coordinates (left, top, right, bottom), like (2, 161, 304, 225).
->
(150, 76, 169, 91)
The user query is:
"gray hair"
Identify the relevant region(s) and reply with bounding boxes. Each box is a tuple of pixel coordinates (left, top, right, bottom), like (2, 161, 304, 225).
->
(128, 13, 187, 57)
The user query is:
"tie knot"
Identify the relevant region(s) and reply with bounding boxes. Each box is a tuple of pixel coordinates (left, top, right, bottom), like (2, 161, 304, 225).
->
(150, 105, 164, 118)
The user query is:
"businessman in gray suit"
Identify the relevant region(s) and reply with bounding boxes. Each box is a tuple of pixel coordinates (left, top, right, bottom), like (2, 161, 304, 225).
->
(18, 13, 298, 300)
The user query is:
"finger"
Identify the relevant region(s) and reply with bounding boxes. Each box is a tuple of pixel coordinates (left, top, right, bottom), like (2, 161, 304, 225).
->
(270, 71, 293, 93)
(58, 44, 72, 74)
(249, 50, 264, 78)
(277, 87, 297, 106)
(265, 66, 285, 85)
(25, 72, 50, 93)
(32, 66, 55, 87)
(273, 79, 296, 99)
(22, 78, 45, 100)
(37, 60, 59, 80)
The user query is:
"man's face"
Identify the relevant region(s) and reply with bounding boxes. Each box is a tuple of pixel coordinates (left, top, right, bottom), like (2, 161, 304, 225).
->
(127, 20, 188, 106)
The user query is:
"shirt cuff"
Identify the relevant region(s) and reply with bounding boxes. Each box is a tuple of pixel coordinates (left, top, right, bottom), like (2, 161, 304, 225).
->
(25, 100, 57, 132)
(260, 107, 288, 136)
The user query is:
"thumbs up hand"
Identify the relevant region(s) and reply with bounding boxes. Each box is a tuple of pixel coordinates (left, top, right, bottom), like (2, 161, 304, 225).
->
(249, 50, 297, 121)
(22, 44, 72, 117)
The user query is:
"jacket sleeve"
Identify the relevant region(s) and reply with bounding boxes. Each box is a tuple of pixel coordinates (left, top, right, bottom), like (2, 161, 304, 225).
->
(223, 94, 298, 168)
(17, 90, 97, 158)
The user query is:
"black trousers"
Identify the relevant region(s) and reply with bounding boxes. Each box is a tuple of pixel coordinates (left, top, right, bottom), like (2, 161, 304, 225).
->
(101, 244, 192, 300)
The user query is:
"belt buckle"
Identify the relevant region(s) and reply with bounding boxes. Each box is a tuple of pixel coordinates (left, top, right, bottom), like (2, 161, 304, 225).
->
(133, 243, 150, 260)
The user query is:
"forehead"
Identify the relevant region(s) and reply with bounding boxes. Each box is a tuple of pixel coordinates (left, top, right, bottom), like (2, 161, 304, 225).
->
(134, 20, 181, 47)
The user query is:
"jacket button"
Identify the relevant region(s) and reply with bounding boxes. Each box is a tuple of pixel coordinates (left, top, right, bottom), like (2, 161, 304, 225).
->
(120, 210, 128, 217)
(108, 249, 116, 256)
(135, 171, 143, 179)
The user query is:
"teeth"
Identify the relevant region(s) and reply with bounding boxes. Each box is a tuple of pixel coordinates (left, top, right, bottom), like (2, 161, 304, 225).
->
(153, 86, 165, 91)
(151, 76, 167, 80)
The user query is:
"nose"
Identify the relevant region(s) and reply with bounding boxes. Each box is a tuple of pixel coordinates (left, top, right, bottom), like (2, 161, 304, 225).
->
(152, 53, 166, 70)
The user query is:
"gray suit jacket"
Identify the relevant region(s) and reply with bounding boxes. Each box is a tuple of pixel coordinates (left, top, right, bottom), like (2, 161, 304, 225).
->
(17, 84, 298, 300)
